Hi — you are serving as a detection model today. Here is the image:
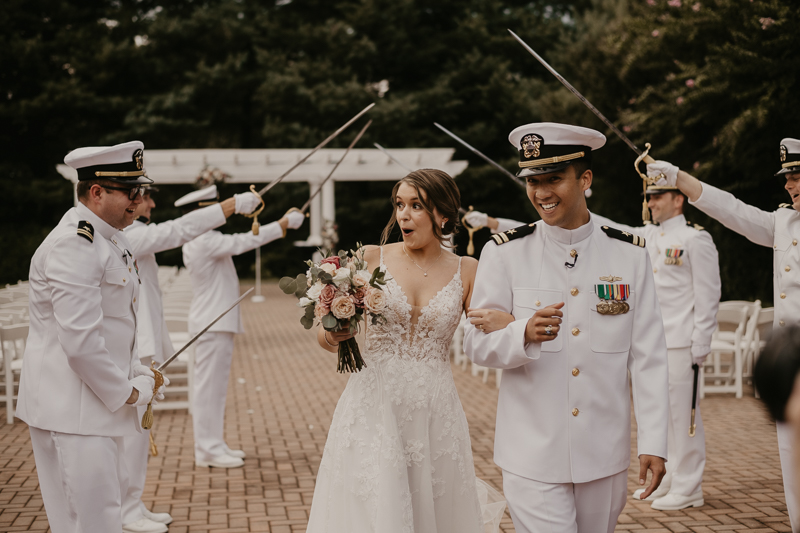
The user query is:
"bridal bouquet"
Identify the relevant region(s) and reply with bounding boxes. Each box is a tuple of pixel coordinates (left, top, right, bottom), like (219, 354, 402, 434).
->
(280, 244, 387, 373)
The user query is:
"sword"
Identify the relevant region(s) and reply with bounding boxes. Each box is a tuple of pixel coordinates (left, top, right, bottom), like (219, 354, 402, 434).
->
(301, 120, 372, 213)
(689, 363, 699, 437)
(141, 288, 254, 430)
(373, 143, 413, 172)
(433, 122, 525, 190)
(243, 103, 376, 233)
(507, 30, 664, 222)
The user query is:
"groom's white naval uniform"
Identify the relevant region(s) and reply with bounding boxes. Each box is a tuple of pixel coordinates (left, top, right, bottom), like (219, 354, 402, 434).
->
(464, 124, 669, 533)
(647, 137, 800, 528)
(16, 142, 158, 532)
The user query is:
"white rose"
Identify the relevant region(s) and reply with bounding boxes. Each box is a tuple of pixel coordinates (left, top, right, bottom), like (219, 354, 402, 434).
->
(333, 267, 351, 287)
(319, 262, 337, 275)
(352, 270, 371, 288)
(364, 287, 386, 313)
(306, 281, 323, 301)
(298, 297, 313, 307)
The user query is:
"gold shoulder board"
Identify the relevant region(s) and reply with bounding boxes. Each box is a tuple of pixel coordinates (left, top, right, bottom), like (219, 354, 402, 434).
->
(77, 220, 94, 243)
(491, 222, 537, 245)
(780, 203, 793, 209)
(600, 225, 646, 248)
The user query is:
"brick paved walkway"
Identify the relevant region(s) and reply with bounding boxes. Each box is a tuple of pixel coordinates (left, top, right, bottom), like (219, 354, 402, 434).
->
(0, 283, 792, 532)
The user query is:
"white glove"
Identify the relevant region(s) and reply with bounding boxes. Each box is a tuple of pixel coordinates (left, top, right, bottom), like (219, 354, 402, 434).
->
(646, 160, 679, 187)
(133, 364, 154, 379)
(286, 210, 305, 229)
(692, 345, 710, 366)
(234, 192, 262, 215)
(130, 375, 155, 407)
(153, 374, 170, 404)
(464, 210, 488, 228)
(132, 365, 169, 403)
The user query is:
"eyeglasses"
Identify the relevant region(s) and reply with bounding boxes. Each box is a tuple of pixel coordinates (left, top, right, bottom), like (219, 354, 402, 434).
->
(101, 185, 144, 200)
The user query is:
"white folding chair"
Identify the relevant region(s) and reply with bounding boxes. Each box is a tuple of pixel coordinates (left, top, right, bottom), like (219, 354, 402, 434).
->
(1, 323, 29, 424)
(702, 305, 749, 398)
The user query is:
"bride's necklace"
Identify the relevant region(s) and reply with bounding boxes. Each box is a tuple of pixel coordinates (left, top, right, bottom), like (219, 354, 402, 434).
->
(403, 245, 443, 277)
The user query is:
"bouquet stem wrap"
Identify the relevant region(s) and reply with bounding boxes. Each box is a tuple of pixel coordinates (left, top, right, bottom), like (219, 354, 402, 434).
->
(337, 337, 366, 373)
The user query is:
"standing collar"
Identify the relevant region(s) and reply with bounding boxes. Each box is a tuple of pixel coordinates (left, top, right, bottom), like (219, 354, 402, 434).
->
(659, 214, 686, 232)
(76, 202, 120, 241)
(541, 212, 595, 244)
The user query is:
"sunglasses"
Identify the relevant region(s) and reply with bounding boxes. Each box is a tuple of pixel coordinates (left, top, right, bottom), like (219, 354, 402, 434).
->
(101, 185, 145, 200)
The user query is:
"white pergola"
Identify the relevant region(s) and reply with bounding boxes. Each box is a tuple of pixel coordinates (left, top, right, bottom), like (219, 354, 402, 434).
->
(58, 147, 468, 300)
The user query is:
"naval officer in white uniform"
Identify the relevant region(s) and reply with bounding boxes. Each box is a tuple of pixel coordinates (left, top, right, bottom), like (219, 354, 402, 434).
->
(464, 123, 670, 533)
(591, 183, 721, 510)
(178, 186, 305, 468)
(121, 185, 262, 533)
(647, 139, 800, 529)
(16, 141, 163, 532)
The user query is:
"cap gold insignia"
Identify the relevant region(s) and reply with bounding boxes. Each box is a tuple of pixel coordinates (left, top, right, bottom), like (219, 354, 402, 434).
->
(521, 134, 542, 159)
(781, 145, 788, 163)
(134, 148, 144, 170)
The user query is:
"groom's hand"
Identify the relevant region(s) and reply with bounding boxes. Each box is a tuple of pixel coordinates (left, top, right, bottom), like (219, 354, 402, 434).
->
(523, 302, 564, 344)
(637, 454, 666, 500)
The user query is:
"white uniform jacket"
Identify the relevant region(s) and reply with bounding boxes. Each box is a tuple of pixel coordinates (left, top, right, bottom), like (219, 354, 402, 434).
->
(464, 216, 669, 484)
(591, 213, 721, 356)
(182, 222, 285, 334)
(126, 205, 226, 362)
(17, 203, 141, 437)
(691, 182, 800, 329)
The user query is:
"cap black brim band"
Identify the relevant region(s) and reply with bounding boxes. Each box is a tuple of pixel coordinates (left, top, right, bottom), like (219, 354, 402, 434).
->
(519, 151, 585, 170)
(76, 160, 145, 181)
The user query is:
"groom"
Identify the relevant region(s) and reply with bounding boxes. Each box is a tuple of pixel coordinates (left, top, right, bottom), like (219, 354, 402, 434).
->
(464, 123, 670, 532)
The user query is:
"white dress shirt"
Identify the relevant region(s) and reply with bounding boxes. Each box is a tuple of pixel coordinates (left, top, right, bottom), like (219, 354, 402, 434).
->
(690, 182, 800, 330)
(464, 215, 669, 483)
(591, 213, 721, 357)
(125, 205, 226, 362)
(182, 222, 285, 334)
(17, 203, 141, 437)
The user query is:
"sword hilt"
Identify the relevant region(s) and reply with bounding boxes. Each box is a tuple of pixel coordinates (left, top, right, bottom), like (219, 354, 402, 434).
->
(243, 185, 265, 235)
(460, 206, 482, 256)
(634, 144, 665, 224)
(140, 363, 164, 431)
(689, 408, 697, 437)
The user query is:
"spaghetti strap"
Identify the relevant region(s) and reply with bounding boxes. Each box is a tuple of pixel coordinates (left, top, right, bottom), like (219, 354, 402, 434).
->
(457, 255, 462, 275)
(379, 245, 384, 266)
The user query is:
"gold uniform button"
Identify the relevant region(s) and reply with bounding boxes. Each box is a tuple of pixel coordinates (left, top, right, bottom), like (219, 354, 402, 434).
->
(781, 293, 787, 299)
(535, 300, 541, 307)
(572, 328, 580, 336)
(794, 239, 798, 246)
(780, 320, 786, 327)
(572, 368, 580, 377)
(787, 266, 792, 272)
(122, 278, 126, 283)
(653, 268, 658, 273)
(572, 408, 579, 416)
(133, 297, 136, 303)
(128, 267, 132, 272)
(570, 288, 579, 296)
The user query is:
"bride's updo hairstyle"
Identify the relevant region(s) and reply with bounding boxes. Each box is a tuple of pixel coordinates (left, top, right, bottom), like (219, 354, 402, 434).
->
(380, 169, 461, 247)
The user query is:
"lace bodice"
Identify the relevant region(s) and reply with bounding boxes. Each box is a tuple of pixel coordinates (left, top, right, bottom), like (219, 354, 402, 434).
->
(364, 248, 464, 364)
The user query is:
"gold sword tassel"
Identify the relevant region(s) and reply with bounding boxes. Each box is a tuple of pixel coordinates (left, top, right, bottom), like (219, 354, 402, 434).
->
(149, 431, 158, 457)
(243, 185, 265, 235)
(141, 364, 164, 430)
(461, 206, 482, 256)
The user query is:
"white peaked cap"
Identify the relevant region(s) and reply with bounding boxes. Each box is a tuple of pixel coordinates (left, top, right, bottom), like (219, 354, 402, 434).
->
(780, 138, 800, 151)
(776, 138, 800, 176)
(64, 140, 144, 169)
(174, 185, 219, 207)
(508, 123, 606, 151)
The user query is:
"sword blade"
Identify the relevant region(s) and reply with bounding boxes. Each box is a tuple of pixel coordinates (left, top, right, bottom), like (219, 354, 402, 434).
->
(373, 143, 413, 172)
(507, 29, 643, 157)
(301, 120, 372, 213)
(157, 288, 254, 372)
(433, 122, 525, 189)
(258, 103, 376, 196)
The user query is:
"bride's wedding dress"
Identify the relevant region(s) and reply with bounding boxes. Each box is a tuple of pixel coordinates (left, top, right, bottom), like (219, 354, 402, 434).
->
(306, 249, 505, 533)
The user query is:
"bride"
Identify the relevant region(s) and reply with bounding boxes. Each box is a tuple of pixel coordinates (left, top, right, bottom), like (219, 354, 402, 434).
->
(306, 169, 506, 533)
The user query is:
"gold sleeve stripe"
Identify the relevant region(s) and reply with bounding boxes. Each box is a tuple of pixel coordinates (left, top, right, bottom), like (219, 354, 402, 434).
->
(76, 229, 94, 241)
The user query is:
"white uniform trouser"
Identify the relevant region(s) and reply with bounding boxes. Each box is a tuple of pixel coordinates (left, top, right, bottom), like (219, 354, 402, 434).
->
(777, 422, 799, 530)
(660, 347, 705, 497)
(121, 355, 153, 525)
(193, 331, 235, 461)
(30, 426, 129, 533)
(502, 469, 627, 533)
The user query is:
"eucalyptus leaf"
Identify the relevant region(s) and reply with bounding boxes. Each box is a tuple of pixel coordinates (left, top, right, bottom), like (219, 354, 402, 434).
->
(279, 277, 298, 295)
(322, 314, 338, 329)
(300, 315, 314, 330)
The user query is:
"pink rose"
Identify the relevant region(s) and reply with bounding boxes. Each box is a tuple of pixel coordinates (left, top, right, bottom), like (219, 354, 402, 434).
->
(685, 79, 695, 88)
(320, 284, 336, 306)
(314, 303, 330, 321)
(352, 287, 367, 306)
(331, 295, 356, 320)
(364, 287, 386, 314)
(651, 30, 660, 37)
(676, 96, 684, 105)
(320, 256, 340, 269)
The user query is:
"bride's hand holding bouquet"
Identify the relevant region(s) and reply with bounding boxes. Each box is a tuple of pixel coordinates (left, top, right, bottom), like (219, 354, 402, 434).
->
(280, 244, 387, 373)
